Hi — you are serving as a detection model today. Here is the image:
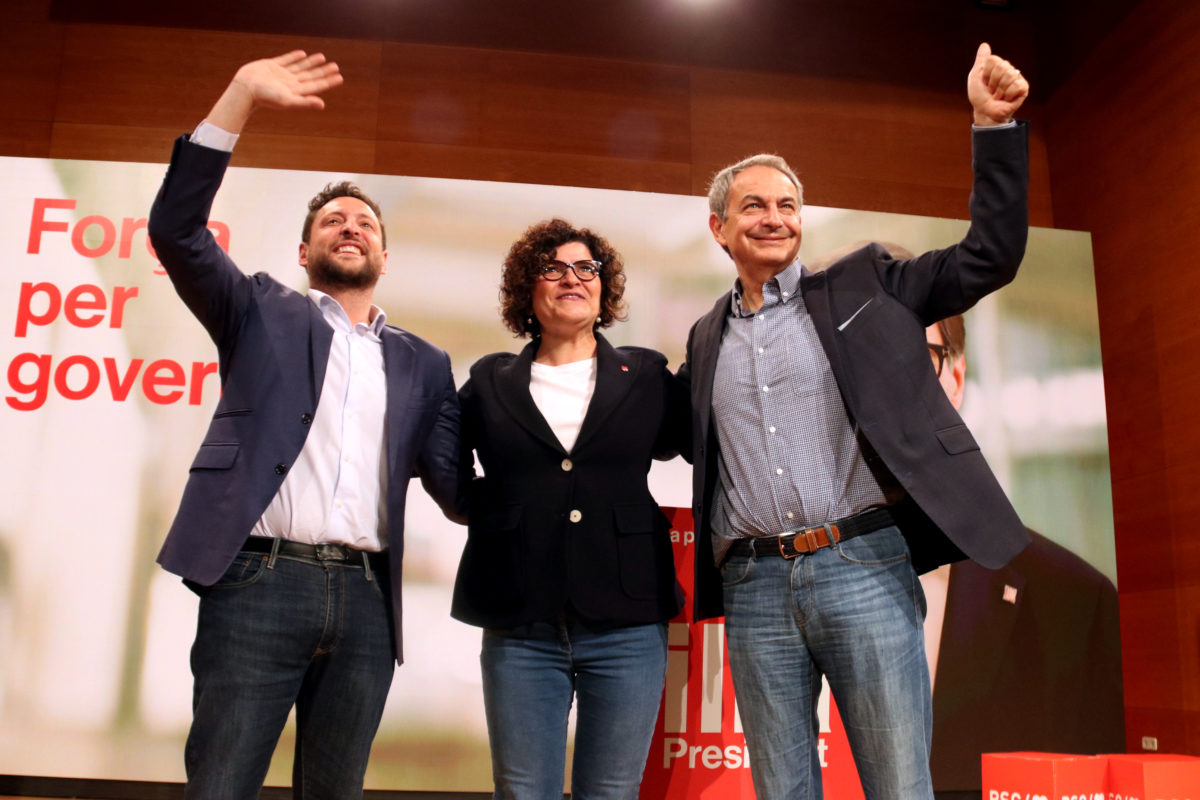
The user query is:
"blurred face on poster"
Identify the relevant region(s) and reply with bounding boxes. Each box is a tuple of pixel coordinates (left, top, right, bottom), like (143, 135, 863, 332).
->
(927, 317, 965, 410)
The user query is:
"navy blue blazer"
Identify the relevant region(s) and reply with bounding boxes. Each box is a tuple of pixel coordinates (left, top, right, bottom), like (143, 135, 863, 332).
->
(147, 135, 461, 663)
(680, 123, 1033, 621)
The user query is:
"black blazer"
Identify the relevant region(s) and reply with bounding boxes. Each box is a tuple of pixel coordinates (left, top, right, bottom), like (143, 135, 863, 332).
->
(451, 334, 686, 628)
(680, 123, 1033, 621)
(147, 135, 462, 663)
(930, 530, 1124, 791)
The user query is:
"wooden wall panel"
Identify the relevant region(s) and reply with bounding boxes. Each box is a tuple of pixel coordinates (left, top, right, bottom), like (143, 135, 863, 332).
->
(375, 43, 692, 191)
(1046, 0, 1200, 754)
(0, 22, 64, 125)
(0, 19, 64, 157)
(377, 44, 489, 149)
(0, 120, 54, 159)
(46, 122, 180, 164)
(374, 139, 691, 193)
(51, 26, 382, 162)
(0, 18, 1054, 223)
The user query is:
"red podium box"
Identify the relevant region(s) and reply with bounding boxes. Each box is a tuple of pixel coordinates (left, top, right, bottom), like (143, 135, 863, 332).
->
(1106, 753, 1200, 800)
(981, 752, 1107, 800)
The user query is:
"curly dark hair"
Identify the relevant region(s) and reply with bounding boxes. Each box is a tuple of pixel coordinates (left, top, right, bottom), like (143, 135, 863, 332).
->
(499, 218, 628, 338)
(301, 181, 387, 248)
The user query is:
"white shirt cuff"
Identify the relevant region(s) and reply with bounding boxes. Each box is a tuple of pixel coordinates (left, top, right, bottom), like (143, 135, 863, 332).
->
(189, 120, 239, 152)
(972, 120, 1017, 131)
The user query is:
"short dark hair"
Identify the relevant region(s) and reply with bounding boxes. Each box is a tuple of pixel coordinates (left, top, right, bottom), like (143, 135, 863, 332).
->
(302, 181, 386, 248)
(499, 218, 628, 338)
(935, 314, 965, 361)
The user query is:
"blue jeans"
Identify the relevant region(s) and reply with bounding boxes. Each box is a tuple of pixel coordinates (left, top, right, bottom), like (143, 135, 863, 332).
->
(184, 545, 395, 800)
(480, 614, 668, 800)
(721, 527, 933, 800)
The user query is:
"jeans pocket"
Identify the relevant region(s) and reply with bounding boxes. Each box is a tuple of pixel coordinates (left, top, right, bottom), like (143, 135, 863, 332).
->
(366, 563, 391, 601)
(834, 527, 909, 566)
(720, 553, 756, 587)
(209, 553, 270, 590)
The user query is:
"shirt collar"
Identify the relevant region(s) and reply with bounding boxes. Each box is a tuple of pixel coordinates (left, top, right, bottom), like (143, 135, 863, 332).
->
(729, 260, 803, 317)
(308, 289, 387, 340)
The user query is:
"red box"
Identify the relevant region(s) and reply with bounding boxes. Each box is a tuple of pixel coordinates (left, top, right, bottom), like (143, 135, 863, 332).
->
(1107, 753, 1200, 800)
(982, 752, 1107, 800)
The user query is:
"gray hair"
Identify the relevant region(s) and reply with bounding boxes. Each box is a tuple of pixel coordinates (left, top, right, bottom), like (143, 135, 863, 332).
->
(707, 154, 804, 221)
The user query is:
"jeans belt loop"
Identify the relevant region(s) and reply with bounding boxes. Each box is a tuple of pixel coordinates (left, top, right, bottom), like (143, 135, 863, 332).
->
(825, 522, 841, 546)
(267, 537, 280, 570)
(362, 550, 375, 582)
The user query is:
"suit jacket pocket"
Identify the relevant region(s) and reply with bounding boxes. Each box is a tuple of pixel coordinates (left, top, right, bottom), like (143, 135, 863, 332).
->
(190, 442, 239, 470)
(613, 504, 671, 601)
(935, 424, 980, 455)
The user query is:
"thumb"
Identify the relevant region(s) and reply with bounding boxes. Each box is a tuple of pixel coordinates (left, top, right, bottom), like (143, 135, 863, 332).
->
(973, 42, 992, 70)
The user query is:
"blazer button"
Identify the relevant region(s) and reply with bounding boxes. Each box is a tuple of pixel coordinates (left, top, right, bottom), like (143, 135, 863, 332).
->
(274, 463, 288, 475)
(569, 509, 582, 523)
(300, 413, 313, 425)
(561, 458, 573, 472)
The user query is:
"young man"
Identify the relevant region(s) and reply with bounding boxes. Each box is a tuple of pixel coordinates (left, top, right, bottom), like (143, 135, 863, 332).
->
(148, 52, 461, 799)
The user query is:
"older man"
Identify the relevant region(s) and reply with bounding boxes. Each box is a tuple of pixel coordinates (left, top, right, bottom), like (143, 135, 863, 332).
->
(679, 44, 1031, 799)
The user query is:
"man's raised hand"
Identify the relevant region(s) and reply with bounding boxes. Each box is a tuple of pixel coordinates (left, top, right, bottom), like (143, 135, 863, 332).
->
(968, 43, 1029, 126)
(206, 51, 343, 133)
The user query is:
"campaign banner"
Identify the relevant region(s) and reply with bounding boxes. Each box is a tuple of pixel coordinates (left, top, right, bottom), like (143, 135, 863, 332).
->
(0, 153, 1116, 792)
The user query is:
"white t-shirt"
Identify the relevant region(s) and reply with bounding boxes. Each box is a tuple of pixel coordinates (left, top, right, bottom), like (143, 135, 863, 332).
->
(529, 357, 598, 452)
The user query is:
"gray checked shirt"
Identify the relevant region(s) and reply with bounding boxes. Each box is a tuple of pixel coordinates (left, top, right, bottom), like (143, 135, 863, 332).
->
(710, 261, 891, 564)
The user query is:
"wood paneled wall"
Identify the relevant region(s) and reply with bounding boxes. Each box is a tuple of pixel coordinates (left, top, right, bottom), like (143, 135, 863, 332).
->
(0, 17, 1052, 224)
(1046, 0, 1200, 756)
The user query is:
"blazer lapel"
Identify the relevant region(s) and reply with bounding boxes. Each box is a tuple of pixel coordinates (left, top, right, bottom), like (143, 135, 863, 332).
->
(800, 266, 858, 402)
(573, 334, 635, 452)
(381, 327, 418, 471)
(691, 292, 730, 440)
(303, 298, 334, 409)
(493, 339, 565, 453)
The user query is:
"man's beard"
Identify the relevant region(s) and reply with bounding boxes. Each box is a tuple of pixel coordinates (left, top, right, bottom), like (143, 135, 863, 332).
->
(306, 250, 384, 291)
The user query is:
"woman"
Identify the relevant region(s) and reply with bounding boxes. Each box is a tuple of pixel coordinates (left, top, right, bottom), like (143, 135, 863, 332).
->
(452, 218, 686, 800)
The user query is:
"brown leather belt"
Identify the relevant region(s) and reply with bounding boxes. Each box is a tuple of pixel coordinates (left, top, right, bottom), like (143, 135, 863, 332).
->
(727, 507, 895, 559)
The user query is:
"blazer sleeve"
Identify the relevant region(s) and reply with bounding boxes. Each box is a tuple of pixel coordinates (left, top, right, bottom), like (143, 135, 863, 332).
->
(147, 134, 256, 348)
(415, 351, 467, 526)
(872, 122, 1030, 323)
(654, 361, 692, 463)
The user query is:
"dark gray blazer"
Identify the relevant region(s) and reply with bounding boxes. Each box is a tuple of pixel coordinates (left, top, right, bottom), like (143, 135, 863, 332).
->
(680, 123, 1033, 621)
(147, 135, 461, 662)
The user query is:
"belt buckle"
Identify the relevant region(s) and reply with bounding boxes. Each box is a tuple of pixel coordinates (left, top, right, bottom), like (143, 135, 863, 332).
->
(314, 543, 345, 561)
(778, 528, 817, 559)
(777, 535, 799, 559)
